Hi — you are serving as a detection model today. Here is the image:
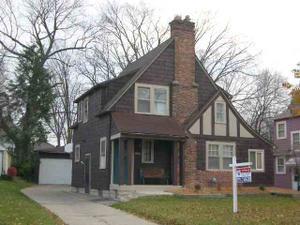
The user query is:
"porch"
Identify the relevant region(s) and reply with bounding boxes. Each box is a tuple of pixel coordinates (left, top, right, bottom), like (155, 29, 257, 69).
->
(110, 138, 184, 189)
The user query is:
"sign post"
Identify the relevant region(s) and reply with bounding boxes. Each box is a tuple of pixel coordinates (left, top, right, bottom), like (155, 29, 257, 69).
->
(232, 156, 238, 213)
(229, 157, 252, 213)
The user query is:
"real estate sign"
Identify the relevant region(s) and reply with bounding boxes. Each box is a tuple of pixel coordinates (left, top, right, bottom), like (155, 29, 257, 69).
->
(236, 166, 252, 183)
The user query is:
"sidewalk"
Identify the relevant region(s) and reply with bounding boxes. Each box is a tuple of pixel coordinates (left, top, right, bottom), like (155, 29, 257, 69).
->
(22, 185, 158, 225)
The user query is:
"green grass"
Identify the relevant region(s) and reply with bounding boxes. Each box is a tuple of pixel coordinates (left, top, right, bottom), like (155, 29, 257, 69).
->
(0, 178, 64, 225)
(113, 195, 300, 225)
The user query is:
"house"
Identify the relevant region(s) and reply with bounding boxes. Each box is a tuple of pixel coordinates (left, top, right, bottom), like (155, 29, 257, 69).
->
(71, 16, 274, 195)
(35, 143, 72, 185)
(0, 129, 12, 176)
(273, 109, 300, 191)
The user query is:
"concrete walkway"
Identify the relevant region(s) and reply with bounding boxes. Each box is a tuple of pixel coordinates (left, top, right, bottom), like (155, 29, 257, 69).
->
(22, 185, 158, 225)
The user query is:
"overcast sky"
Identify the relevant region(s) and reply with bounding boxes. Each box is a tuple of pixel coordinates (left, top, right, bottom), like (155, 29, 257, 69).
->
(88, 0, 300, 84)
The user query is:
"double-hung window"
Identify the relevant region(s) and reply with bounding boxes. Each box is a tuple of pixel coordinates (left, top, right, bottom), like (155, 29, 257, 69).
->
(291, 131, 300, 150)
(248, 149, 264, 172)
(276, 156, 286, 174)
(142, 140, 154, 163)
(276, 121, 286, 139)
(215, 102, 226, 123)
(207, 142, 235, 170)
(83, 97, 89, 123)
(99, 137, 107, 169)
(74, 144, 80, 163)
(135, 84, 169, 116)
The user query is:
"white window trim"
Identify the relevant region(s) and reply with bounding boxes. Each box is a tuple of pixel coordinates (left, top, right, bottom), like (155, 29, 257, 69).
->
(248, 149, 265, 172)
(214, 101, 226, 124)
(276, 121, 287, 139)
(135, 83, 169, 116)
(275, 156, 286, 174)
(141, 139, 154, 164)
(83, 97, 89, 124)
(291, 130, 300, 150)
(74, 144, 80, 163)
(206, 141, 236, 171)
(99, 137, 107, 169)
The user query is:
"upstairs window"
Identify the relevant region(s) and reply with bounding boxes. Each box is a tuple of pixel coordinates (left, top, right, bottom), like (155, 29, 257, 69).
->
(135, 84, 169, 116)
(276, 121, 286, 139)
(215, 102, 226, 123)
(83, 97, 89, 123)
(291, 131, 300, 150)
(248, 149, 264, 172)
(206, 142, 235, 170)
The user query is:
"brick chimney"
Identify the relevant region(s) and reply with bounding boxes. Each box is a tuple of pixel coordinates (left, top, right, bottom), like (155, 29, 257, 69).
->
(170, 15, 198, 124)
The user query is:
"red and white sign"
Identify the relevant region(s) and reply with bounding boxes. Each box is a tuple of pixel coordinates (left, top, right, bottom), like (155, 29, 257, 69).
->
(236, 166, 252, 183)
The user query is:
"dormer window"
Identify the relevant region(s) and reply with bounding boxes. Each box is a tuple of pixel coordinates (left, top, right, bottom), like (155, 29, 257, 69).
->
(135, 83, 169, 116)
(276, 121, 286, 139)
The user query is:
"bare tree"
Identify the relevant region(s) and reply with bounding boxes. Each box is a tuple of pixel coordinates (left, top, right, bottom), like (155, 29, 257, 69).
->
(1, 0, 91, 62)
(78, 1, 169, 85)
(195, 15, 257, 82)
(0, 0, 91, 168)
(47, 51, 82, 146)
(79, 2, 256, 89)
(237, 70, 289, 138)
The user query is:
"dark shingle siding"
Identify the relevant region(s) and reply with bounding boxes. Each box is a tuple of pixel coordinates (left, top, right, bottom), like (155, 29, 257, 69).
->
(195, 61, 217, 110)
(113, 42, 175, 113)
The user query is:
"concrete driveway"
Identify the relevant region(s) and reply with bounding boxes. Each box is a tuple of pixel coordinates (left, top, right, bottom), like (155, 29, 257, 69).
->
(22, 185, 157, 225)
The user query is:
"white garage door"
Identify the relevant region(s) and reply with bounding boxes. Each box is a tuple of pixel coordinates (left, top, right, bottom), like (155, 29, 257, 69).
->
(39, 158, 72, 185)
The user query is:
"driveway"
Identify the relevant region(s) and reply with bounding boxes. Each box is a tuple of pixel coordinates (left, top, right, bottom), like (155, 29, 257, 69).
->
(22, 185, 157, 225)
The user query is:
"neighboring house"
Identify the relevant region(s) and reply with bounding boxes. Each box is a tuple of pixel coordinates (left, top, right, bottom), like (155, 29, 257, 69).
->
(35, 143, 72, 185)
(71, 16, 274, 195)
(0, 129, 12, 176)
(273, 109, 300, 191)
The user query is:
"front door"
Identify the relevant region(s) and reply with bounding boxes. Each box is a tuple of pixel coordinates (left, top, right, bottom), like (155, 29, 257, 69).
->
(84, 154, 91, 193)
(113, 140, 119, 184)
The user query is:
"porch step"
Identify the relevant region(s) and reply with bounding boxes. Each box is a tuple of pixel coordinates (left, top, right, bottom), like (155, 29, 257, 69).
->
(114, 186, 180, 202)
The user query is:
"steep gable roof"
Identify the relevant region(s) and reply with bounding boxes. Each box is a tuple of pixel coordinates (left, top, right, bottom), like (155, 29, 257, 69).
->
(98, 38, 174, 115)
(75, 39, 173, 104)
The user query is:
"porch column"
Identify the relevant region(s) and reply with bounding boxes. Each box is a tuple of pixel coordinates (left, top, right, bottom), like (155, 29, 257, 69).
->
(127, 139, 135, 185)
(172, 141, 182, 185)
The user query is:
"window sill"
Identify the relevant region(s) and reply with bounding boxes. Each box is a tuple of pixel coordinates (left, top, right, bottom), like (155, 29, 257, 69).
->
(251, 170, 265, 173)
(275, 172, 286, 175)
(215, 121, 227, 125)
(276, 136, 287, 140)
(135, 111, 169, 117)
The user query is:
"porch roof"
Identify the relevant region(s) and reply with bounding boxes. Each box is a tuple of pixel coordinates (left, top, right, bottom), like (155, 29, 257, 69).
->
(112, 112, 186, 140)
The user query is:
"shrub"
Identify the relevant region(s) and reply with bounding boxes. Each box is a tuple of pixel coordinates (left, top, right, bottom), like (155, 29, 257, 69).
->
(18, 161, 35, 181)
(194, 183, 201, 192)
(259, 185, 266, 191)
(0, 174, 13, 181)
(7, 167, 17, 177)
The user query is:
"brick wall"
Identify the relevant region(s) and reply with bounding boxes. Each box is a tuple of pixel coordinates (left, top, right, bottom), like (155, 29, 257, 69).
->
(170, 17, 198, 124)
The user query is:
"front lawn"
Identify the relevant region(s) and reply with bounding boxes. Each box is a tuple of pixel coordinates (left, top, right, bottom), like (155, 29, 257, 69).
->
(113, 195, 300, 225)
(0, 178, 64, 225)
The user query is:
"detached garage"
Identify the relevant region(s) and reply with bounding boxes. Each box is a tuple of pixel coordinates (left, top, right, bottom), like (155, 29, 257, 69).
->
(35, 144, 72, 185)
